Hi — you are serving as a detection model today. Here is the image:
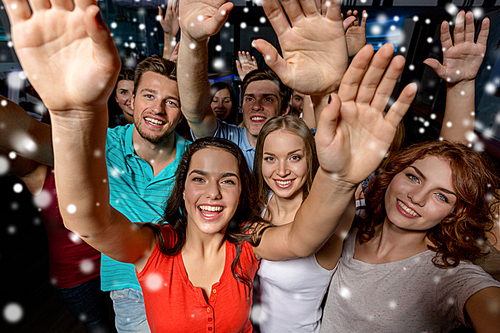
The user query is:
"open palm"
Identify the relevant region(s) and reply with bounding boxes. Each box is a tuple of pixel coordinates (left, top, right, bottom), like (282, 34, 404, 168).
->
(4, 0, 119, 112)
(254, 0, 348, 96)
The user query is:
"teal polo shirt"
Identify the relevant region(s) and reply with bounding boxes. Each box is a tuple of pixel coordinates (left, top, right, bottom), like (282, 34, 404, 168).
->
(101, 124, 190, 292)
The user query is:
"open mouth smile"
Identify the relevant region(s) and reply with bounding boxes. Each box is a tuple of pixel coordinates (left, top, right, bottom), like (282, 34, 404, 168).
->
(144, 117, 166, 126)
(273, 179, 294, 189)
(198, 205, 225, 219)
(397, 199, 421, 217)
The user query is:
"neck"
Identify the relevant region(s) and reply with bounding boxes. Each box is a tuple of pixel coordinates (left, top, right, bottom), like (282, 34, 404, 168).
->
(365, 219, 430, 261)
(132, 128, 177, 176)
(184, 222, 227, 258)
(246, 130, 257, 148)
(267, 190, 304, 226)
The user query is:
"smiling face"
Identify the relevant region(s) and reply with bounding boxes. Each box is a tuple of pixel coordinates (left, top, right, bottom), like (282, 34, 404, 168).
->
(384, 156, 457, 232)
(183, 147, 242, 236)
(115, 80, 134, 124)
(262, 131, 308, 200)
(211, 88, 233, 121)
(132, 72, 182, 144)
(242, 80, 282, 139)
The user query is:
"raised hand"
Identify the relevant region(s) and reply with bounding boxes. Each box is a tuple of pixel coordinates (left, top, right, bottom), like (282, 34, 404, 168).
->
(424, 11, 489, 86)
(253, 0, 348, 96)
(158, 0, 180, 37)
(3, 0, 120, 112)
(178, 0, 233, 41)
(315, 43, 417, 185)
(235, 51, 258, 81)
(344, 10, 367, 57)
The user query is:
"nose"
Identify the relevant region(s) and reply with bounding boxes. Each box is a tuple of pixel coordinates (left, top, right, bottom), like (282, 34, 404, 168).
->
(205, 181, 222, 200)
(408, 188, 426, 207)
(276, 160, 290, 178)
(151, 100, 164, 114)
(252, 99, 264, 111)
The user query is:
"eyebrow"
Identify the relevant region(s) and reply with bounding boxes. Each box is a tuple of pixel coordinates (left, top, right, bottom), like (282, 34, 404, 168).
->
(263, 148, 303, 156)
(244, 93, 278, 98)
(189, 170, 239, 179)
(410, 166, 457, 196)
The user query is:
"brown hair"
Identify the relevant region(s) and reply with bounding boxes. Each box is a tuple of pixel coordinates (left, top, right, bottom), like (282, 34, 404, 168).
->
(242, 68, 291, 115)
(359, 140, 499, 268)
(253, 115, 319, 221)
(143, 137, 262, 294)
(134, 55, 177, 95)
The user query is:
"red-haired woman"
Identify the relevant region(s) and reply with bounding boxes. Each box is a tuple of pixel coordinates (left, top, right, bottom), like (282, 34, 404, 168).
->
(320, 140, 500, 333)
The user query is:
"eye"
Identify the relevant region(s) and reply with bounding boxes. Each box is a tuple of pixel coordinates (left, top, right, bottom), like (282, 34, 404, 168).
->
(436, 193, 449, 203)
(224, 99, 232, 104)
(294, 96, 302, 102)
(221, 179, 236, 185)
(264, 156, 275, 162)
(264, 97, 274, 103)
(290, 155, 301, 161)
(245, 97, 254, 103)
(192, 177, 204, 183)
(406, 173, 419, 183)
(121, 90, 129, 95)
(166, 100, 179, 108)
(144, 94, 154, 99)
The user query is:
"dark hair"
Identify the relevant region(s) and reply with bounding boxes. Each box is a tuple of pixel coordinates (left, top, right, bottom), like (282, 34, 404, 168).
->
(108, 67, 136, 128)
(143, 137, 262, 293)
(134, 55, 176, 96)
(242, 68, 291, 115)
(210, 81, 238, 124)
(360, 140, 500, 268)
(253, 116, 318, 220)
(118, 68, 135, 83)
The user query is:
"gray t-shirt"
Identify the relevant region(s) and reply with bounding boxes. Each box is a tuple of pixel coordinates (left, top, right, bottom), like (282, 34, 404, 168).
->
(320, 229, 500, 333)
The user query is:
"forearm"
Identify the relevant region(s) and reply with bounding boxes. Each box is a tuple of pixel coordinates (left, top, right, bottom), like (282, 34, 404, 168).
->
(440, 80, 475, 144)
(0, 95, 53, 166)
(288, 168, 356, 257)
(162, 32, 177, 60)
(177, 32, 217, 137)
(301, 95, 316, 129)
(49, 107, 112, 236)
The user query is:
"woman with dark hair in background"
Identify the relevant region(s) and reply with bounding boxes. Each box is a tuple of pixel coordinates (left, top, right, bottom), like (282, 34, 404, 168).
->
(210, 81, 238, 124)
(108, 68, 135, 128)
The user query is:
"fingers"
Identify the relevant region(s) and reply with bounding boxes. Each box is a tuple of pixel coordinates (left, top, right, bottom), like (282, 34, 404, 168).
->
(324, 0, 342, 22)
(453, 10, 465, 45)
(252, 38, 288, 80)
(476, 17, 490, 47)
(440, 20, 452, 52)
(261, 0, 292, 36)
(338, 44, 374, 102)
(83, 5, 120, 72)
(316, 93, 342, 145)
(299, 0, 320, 17)
(355, 43, 395, 105)
(158, 5, 164, 17)
(464, 11, 475, 43)
(75, 0, 97, 10)
(52, 0, 75, 10)
(384, 82, 417, 128)
(360, 10, 367, 27)
(3, 0, 32, 25)
(279, 0, 304, 22)
(352, 10, 359, 26)
(236, 60, 242, 73)
(370, 55, 406, 112)
(27, 0, 50, 11)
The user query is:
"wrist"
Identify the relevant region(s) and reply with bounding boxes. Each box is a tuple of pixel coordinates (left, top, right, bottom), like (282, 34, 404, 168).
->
(447, 79, 475, 90)
(316, 167, 358, 194)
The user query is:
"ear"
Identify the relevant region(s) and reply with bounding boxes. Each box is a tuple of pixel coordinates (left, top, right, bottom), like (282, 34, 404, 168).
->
(281, 104, 290, 116)
(131, 94, 136, 109)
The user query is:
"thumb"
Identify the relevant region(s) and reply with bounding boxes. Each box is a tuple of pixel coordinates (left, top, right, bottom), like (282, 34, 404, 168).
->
(252, 39, 287, 81)
(316, 94, 341, 146)
(84, 6, 120, 68)
(206, 2, 233, 36)
(423, 58, 445, 78)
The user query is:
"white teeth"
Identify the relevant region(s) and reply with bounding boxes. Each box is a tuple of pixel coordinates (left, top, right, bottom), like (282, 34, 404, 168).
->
(251, 117, 265, 121)
(275, 180, 292, 186)
(145, 117, 165, 125)
(199, 205, 223, 212)
(397, 200, 420, 217)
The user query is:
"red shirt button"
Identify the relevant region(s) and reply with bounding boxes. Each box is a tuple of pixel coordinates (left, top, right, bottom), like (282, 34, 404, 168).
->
(208, 327, 212, 331)
(208, 318, 212, 322)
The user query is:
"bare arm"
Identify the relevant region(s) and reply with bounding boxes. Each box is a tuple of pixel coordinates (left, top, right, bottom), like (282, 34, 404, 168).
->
(465, 287, 500, 332)
(254, 40, 417, 260)
(176, 0, 232, 138)
(0, 95, 53, 166)
(424, 11, 489, 144)
(158, 1, 179, 60)
(4, 0, 154, 267)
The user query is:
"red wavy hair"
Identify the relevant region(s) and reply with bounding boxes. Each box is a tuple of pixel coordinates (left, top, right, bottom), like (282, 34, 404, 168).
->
(359, 140, 499, 268)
